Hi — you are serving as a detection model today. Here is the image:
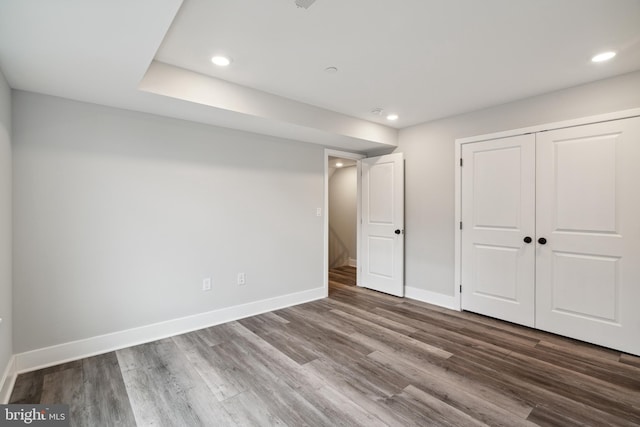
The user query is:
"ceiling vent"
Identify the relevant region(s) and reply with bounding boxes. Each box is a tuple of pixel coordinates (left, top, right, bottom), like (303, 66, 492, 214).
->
(295, 0, 317, 9)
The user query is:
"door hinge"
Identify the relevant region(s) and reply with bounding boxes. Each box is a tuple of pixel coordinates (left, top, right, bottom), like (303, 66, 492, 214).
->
(459, 158, 463, 167)
(460, 285, 462, 293)
(459, 221, 463, 230)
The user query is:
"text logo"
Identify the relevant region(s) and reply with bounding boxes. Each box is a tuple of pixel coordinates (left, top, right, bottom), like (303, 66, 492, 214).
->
(1, 405, 69, 426)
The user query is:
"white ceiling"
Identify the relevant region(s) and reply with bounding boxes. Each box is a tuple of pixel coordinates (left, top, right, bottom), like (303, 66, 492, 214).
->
(1, 0, 640, 151)
(157, 0, 640, 128)
(329, 156, 357, 169)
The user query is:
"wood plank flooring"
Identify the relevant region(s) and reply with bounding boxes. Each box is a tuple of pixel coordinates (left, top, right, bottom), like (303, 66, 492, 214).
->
(10, 265, 640, 426)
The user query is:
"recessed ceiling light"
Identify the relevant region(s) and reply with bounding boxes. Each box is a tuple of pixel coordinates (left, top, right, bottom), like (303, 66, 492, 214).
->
(211, 55, 232, 67)
(324, 66, 338, 74)
(335, 162, 344, 168)
(371, 107, 384, 116)
(591, 51, 616, 63)
(386, 114, 399, 121)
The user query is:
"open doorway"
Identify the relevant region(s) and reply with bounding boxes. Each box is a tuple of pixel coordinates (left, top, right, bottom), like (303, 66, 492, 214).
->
(323, 150, 365, 296)
(328, 155, 358, 292)
(324, 150, 405, 297)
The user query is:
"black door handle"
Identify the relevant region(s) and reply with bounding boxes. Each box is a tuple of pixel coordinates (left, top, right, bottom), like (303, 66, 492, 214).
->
(394, 229, 401, 235)
(538, 237, 547, 245)
(523, 236, 532, 244)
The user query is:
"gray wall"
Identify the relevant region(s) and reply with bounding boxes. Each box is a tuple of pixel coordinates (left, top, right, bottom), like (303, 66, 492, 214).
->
(12, 91, 325, 353)
(328, 166, 357, 267)
(0, 68, 11, 380)
(10, 70, 640, 354)
(396, 71, 640, 296)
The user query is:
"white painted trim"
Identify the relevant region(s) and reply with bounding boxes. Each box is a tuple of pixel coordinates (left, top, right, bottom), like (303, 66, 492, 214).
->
(324, 149, 365, 293)
(13, 287, 325, 374)
(454, 108, 640, 314)
(0, 356, 16, 404)
(356, 159, 362, 287)
(405, 287, 459, 311)
(348, 258, 357, 267)
(454, 140, 462, 311)
(457, 108, 640, 144)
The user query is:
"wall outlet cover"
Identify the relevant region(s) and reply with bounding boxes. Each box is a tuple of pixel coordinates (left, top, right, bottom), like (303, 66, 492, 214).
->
(237, 273, 246, 285)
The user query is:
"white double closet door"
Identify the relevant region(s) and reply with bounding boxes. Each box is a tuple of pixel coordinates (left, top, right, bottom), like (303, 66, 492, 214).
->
(461, 116, 640, 355)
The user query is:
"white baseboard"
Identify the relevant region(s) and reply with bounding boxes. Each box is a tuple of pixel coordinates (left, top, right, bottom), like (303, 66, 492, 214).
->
(348, 258, 357, 267)
(405, 286, 459, 311)
(14, 287, 325, 375)
(0, 355, 16, 404)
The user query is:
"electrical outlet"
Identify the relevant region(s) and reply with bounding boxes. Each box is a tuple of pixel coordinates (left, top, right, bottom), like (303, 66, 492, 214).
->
(316, 207, 322, 217)
(202, 277, 212, 291)
(237, 272, 246, 286)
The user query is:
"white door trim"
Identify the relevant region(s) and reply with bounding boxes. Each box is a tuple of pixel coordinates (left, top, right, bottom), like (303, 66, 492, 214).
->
(324, 149, 366, 296)
(454, 108, 640, 311)
(457, 108, 640, 144)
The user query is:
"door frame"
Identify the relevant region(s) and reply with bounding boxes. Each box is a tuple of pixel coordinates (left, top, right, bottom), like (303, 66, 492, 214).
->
(324, 149, 366, 297)
(454, 107, 640, 311)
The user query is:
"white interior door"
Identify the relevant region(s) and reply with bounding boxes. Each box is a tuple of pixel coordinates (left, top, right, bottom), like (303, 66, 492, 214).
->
(359, 153, 404, 297)
(536, 117, 640, 355)
(461, 134, 536, 327)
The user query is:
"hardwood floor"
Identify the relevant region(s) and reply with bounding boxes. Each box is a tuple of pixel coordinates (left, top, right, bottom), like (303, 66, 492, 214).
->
(10, 265, 640, 426)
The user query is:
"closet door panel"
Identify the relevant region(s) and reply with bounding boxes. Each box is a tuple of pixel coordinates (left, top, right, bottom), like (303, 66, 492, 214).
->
(461, 134, 536, 327)
(536, 117, 640, 355)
